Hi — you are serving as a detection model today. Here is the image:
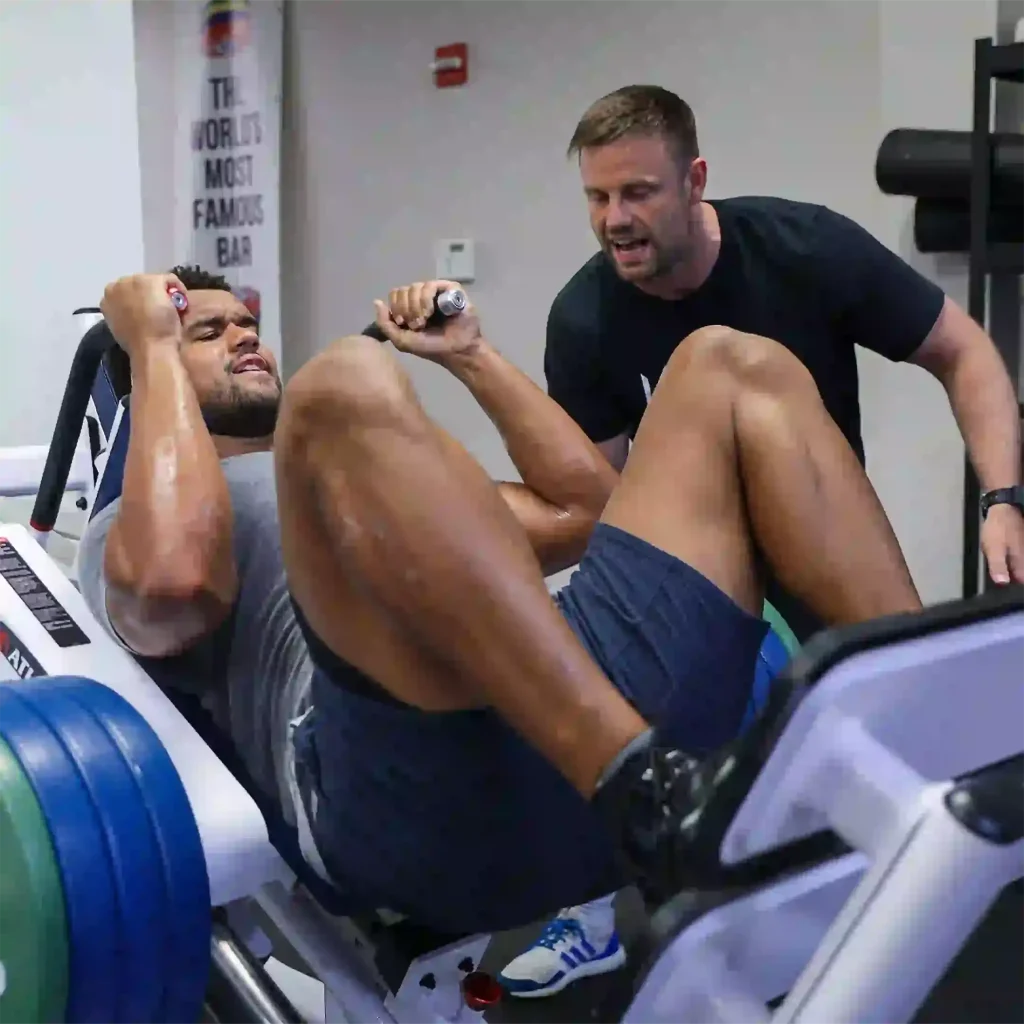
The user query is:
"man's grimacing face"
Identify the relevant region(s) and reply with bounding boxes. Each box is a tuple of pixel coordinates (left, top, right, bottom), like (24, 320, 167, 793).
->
(579, 132, 704, 283)
(178, 288, 283, 438)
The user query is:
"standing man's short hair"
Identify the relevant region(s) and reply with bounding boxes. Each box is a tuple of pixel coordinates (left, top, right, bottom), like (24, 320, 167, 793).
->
(567, 85, 700, 167)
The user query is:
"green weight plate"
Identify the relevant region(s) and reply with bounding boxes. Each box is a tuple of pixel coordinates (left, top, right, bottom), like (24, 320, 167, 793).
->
(762, 599, 801, 657)
(0, 735, 69, 1024)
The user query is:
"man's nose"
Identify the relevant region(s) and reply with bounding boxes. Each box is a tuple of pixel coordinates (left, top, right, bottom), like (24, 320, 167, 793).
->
(227, 324, 260, 351)
(605, 199, 632, 231)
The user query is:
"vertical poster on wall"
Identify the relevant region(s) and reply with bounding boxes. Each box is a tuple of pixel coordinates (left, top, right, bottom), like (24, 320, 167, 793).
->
(171, 0, 283, 360)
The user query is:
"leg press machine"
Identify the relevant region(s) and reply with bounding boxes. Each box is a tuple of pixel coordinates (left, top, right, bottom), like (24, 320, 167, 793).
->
(0, 316, 1020, 1023)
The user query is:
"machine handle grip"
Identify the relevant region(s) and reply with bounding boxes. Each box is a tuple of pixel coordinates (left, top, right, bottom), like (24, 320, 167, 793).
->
(168, 286, 188, 313)
(361, 288, 467, 343)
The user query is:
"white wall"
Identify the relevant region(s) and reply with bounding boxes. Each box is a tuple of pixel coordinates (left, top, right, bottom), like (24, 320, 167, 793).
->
(282, 0, 882, 474)
(867, 0, 998, 602)
(133, 0, 179, 273)
(132, 0, 1000, 602)
(0, 0, 145, 445)
(0, 0, 145, 551)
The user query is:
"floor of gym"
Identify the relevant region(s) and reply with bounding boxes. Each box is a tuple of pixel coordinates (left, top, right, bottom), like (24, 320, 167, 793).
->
(257, 881, 1024, 1023)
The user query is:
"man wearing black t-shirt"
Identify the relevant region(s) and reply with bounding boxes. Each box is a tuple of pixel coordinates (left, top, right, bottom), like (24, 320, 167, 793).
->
(499, 83, 1023, 1000)
(547, 87, 1023, 624)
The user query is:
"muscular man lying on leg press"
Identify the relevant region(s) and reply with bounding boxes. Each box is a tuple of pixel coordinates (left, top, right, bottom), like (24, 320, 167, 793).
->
(78, 266, 922, 935)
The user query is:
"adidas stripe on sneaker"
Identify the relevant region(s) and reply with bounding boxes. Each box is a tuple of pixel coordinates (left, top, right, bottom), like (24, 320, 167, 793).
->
(498, 906, 626, 999)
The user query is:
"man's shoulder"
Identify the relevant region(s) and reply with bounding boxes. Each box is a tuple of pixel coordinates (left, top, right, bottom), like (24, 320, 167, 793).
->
(714, 195, 829, 224)
(714, 196, 856, 247)
(714, 196, 853, 272)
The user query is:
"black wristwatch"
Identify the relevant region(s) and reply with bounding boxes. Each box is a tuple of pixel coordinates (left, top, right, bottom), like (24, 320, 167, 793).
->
(980, 486, 1024, 518)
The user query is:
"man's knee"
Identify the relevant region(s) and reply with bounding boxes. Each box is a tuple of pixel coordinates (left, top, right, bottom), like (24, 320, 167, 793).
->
(663, 325, 812, 394)
(277, 335, 417, 447)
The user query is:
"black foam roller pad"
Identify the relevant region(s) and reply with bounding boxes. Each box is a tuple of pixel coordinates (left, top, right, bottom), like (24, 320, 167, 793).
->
(876, 129, 1023, 203)
(914, 198, 1024, 254)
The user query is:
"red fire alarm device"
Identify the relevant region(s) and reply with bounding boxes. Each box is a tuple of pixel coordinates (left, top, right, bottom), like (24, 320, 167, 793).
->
(432, 43, 468, 88)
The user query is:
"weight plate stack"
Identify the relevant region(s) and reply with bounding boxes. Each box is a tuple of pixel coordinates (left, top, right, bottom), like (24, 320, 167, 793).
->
(40, 677, 212, 1023)
(0, 677, 212, 1024)
(0, 736, 69, 1024)
(0, 687, 122, 1022)
(15, 681, 168, 1023)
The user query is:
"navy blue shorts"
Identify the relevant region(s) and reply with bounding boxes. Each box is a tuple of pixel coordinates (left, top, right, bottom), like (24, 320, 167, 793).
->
(292, 523, 768, 934)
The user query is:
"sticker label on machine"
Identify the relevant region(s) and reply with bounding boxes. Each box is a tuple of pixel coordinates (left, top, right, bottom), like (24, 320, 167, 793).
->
(0, 620, 45, 680)
(0, 539, 89, 648)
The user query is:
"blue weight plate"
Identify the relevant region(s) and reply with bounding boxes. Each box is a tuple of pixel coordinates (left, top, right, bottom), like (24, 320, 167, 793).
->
(58, 677, 212, 1023)
(0, 687, 120, 1024)
(18, 680, 167, 1023)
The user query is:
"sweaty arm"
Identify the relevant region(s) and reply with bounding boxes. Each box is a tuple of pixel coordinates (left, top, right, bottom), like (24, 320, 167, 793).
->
(449, 342, 620, 575)
(101, 343, 237, 658)
(376, 283, 624, 574)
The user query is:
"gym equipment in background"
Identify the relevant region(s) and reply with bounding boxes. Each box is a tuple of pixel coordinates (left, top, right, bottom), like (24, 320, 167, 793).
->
(876, 129, 1023, 205)
(874, 36, 1023, 602)
(912, 199, 1023, 255)
(876, 130, 1024, 258)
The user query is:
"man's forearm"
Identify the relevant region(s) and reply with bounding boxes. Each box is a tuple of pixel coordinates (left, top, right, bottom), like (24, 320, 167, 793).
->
(946, 344, 1021, 491)
(446, 340, 619, 513)
(107, 343, 236, 601)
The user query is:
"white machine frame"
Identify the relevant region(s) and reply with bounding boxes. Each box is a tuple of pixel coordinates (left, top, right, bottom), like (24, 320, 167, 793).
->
(625, 598, 1024, 1023)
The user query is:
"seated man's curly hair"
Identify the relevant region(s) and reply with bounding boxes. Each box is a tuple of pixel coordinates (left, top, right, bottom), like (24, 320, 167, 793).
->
(103, 265, 234, 397)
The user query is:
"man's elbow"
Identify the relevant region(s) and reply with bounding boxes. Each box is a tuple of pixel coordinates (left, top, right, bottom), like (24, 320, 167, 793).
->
(538, 506, 601, 576)
(106, 568, 238, 659)
(105, 523, 237, 607)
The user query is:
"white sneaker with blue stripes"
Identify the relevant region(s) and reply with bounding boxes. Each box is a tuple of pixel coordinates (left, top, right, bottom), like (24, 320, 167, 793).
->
(498, 900, 626, 999)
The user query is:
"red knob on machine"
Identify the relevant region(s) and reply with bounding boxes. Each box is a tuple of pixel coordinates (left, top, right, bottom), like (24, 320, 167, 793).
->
(461, 971, 502, 1012)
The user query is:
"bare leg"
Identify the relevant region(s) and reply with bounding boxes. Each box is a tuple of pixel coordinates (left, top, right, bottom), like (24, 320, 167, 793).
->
(274, 336, 647, 797)
(601, 326, 921, 625)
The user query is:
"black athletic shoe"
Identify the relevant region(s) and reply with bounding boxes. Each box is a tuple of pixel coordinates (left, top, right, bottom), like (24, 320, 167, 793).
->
(592, 740, 754, 907)
(591, 663, 836, 909)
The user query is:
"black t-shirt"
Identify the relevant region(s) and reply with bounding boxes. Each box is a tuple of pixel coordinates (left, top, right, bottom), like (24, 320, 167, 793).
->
(545, 196, 945, 640)
(545, 196, 944, 462)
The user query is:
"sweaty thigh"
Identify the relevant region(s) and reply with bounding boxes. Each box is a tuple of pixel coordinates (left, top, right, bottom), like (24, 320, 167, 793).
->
(599, 339, 761, 616)
(275, 449, 472, 709)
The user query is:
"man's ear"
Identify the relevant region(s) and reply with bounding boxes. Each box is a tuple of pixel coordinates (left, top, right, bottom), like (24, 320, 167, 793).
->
(687, 158, 708, 204)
